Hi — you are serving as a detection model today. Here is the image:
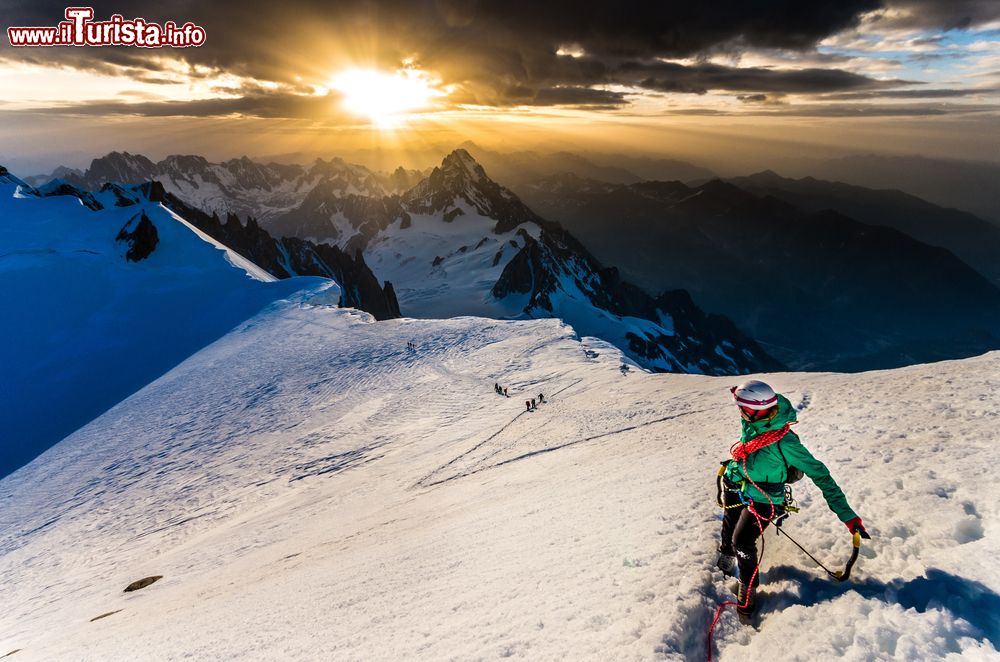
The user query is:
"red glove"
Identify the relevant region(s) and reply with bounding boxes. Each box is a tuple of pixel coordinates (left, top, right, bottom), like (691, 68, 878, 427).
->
(845, 517, 871, 539)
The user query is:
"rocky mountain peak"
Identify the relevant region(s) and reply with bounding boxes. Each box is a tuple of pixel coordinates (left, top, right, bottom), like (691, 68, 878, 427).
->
(438, 148, 487, 185)
(403, 148, 546, 234)
(87, 151, 158, 186)
(161, 154, 211, 172)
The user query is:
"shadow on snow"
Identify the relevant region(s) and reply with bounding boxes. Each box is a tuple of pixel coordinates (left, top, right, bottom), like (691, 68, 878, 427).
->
(765, 565, 1000, 651)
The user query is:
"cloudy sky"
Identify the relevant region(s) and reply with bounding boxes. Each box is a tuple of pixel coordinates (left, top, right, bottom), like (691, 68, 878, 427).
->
(1, 0, 998, 172)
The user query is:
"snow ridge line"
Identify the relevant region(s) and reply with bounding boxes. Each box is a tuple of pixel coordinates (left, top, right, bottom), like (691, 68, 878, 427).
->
(461, 418, 554, 474)
(413, 408, 530, 487)
(423, 407, 712, 488)
(414, 378, 584, 488)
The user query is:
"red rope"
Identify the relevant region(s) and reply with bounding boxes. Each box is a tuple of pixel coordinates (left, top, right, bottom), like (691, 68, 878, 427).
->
(706, 455, 778, 661)
(729, 423, 792, 461)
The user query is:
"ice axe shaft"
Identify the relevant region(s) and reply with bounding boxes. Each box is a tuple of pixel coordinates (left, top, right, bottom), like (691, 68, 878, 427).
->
(775, 527, 862, 582)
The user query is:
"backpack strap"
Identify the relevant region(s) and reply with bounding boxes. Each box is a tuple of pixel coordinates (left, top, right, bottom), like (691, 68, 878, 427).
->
(775, 437, 803, 483)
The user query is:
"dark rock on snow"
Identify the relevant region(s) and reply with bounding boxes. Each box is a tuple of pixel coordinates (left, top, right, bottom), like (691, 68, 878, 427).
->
(123, 575, 162, 592)
(115, 212, 159, 262)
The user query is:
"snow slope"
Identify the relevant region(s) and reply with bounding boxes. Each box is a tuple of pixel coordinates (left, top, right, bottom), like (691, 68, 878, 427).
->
(0, 175, 319, 477)
(365, 205, 540, 318)
(1, 284, 997, 661)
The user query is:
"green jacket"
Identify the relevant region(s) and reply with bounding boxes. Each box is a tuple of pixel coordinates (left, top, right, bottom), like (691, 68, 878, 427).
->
(724, 394, 857, 522)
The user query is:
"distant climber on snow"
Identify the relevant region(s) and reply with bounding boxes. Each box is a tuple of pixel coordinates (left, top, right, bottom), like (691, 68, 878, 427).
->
(716, 380, 869, 618)
(538, 393, 545, 403)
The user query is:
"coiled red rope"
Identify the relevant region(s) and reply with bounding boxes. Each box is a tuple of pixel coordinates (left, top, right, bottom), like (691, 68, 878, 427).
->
(729, 423, 792, 462)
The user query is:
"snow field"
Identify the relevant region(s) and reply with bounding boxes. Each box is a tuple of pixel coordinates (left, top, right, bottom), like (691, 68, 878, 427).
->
(0, 182, 315, 477)
(1, 285, 998, 661)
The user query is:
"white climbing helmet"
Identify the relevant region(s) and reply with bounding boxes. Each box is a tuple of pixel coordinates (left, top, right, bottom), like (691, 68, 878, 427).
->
(731, 379, 777, 410)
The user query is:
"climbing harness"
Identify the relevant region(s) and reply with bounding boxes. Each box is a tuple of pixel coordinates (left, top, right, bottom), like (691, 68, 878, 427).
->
(774, 484, 800, 522)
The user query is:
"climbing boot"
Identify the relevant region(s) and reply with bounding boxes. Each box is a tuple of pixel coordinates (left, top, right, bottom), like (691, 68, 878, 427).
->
(716, 552, 737, 577)
(736, 581, 757, 617)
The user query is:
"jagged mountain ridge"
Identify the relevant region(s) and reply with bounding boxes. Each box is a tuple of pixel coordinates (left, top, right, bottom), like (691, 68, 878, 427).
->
(29, 151, 426, 223)
(152, 185, 401, 321)
(266, 149, 554, 252)
(401, 149, 550, 234)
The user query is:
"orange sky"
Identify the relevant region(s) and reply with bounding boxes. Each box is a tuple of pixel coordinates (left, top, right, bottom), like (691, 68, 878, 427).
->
(1, 1, 998, 174)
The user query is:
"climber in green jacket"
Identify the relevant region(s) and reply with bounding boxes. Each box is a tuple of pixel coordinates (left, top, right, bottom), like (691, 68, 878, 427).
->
(717, 380, 870, 616)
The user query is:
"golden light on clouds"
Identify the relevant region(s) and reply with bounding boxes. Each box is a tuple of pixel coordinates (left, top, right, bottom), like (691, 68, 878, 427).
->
(329, 68, 446, 128)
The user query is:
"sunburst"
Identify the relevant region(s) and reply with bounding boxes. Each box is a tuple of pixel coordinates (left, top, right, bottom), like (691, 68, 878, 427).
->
(330, 68, 443, 128)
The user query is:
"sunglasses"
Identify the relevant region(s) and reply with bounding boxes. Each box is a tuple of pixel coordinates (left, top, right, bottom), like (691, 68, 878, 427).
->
(739, 405, 775, 421)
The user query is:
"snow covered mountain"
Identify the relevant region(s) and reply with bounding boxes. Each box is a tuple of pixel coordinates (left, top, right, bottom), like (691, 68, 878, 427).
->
(272, 149, 780, 375)
(0, 165, 397, 478)
(1, 284, 996, 660)
(27, 149, 781, 374)
(33, 151, 425, 222)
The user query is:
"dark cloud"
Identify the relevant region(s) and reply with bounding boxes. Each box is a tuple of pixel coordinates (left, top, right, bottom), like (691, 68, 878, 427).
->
(7, 0, 993, 115)
(616, 60, 908, 95)
(909, 52, 967, 63)
(822, 88, 999, 100)
(734, 93, 790, 106)
(519, 86, 627, 107)
(2, 0, 886, 107)
(879, 0, 1000, 30)
(30, 91, 351, 119)
(679, 102, 1000, 117)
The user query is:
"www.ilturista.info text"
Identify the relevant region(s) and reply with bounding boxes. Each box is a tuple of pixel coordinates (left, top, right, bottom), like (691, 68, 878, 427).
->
(7, 7, 206, 48)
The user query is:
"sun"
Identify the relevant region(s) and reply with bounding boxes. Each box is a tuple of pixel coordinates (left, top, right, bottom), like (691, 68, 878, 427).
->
(330, 68, 442, 128)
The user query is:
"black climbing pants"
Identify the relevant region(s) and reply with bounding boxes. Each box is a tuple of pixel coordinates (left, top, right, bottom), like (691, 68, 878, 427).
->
(720, 484, 783, 586)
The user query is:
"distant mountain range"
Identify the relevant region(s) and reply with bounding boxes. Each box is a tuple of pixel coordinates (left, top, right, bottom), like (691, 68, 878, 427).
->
(457, 141, 716, 189)
(24, 152, 427, 223)
(803, 154, 1000, 224)
(13, 153, 777, 376)
(726, 170, 1000, 285)
(22, 146, 1000, 372)
(520, 173, 1000, 370)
